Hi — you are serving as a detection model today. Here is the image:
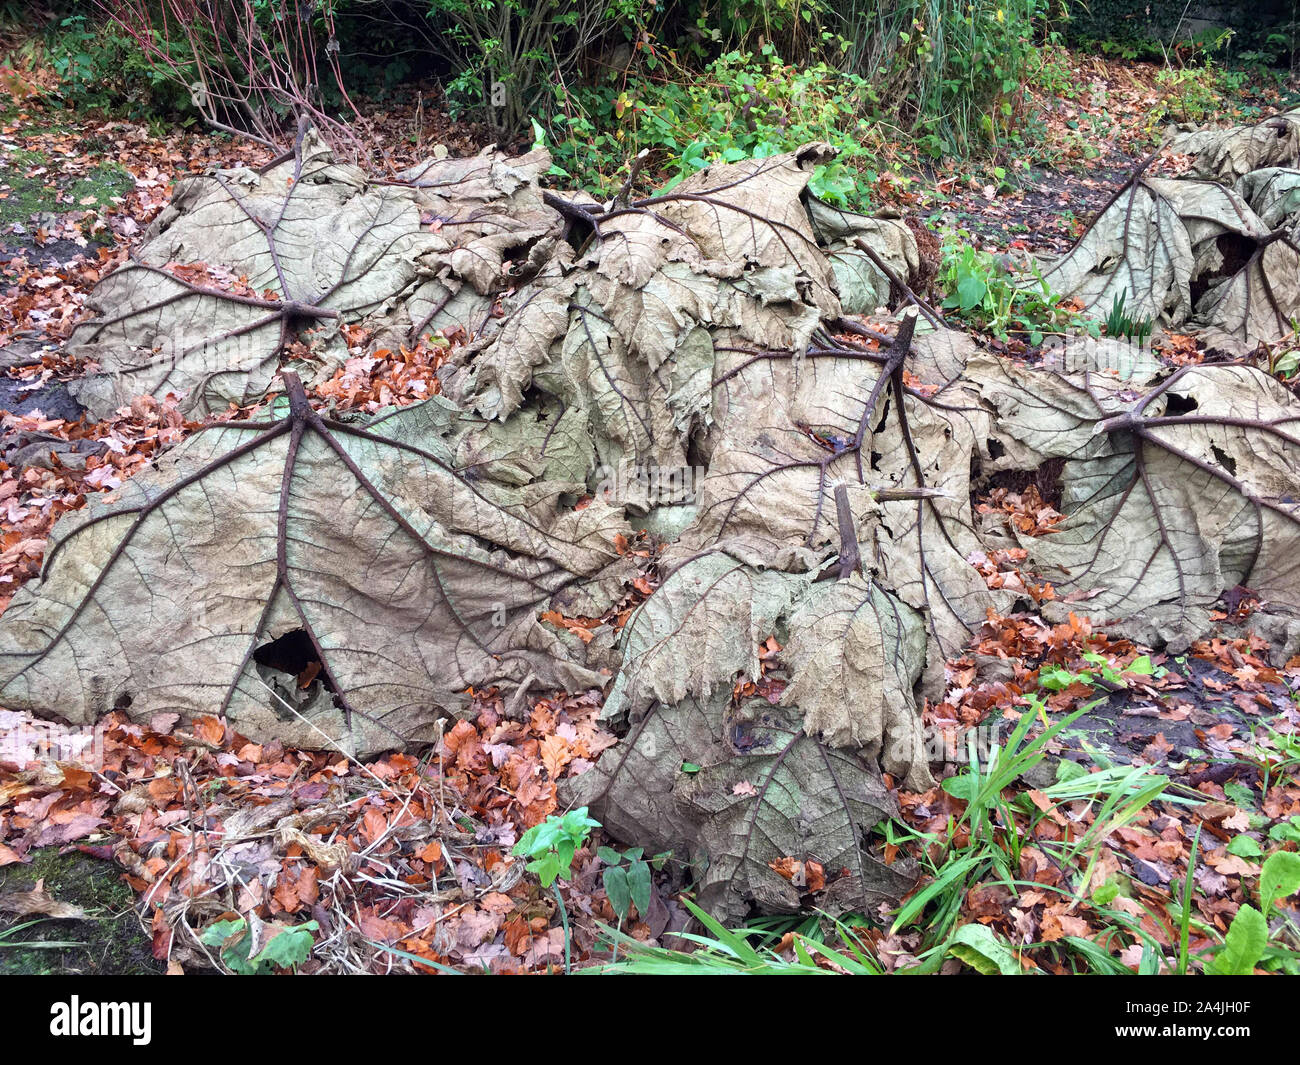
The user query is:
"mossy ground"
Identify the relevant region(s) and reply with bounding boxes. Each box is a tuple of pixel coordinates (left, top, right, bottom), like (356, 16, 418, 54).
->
(0, 848, 161, 975)
(0, 143, 132, 232)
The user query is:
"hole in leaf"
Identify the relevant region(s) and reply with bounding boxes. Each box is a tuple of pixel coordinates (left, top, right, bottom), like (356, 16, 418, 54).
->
(254, 629, 333, 691)
(873, 395, 891, 434)
(1210, 444, 1237, 477)
(977, 456, 1065, 509)
(1190, 232, 1259, 305)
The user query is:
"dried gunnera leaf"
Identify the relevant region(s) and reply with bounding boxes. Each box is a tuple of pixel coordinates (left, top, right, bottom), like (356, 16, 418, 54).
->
(781, 575, 929, 784)
(1166, 109, 1300, 184)
(975, 358, 1300, 648)
(66, 131, 560, 418)
(805, 197, 921, 315)
(600, 552, 812, 720)
(1236, 167, 1300, 228)
(1035, 173, 1255, 327)
(601, 553, 933, 789)
(564, 689, 919, 923)
(1034, 164, 1300, 351)
(37, 134, 1300, 921)
(443, 144, 848, 509)
(0, 374, 628, 755)
(399, 147, 564, 337)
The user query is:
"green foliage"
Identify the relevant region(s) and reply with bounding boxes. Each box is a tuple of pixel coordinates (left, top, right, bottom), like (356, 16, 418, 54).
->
(679, 0, 833, 61)
(511, 808, 600, 974)
(888, 697, 1197, 974)
(1260, 850, 1300, 919)
(830, 0, 1053, 156)
(538, 2, 1058, 191)
(199, 917, 318, 975)
(1149, 62, 1228, 127)
(33, 12, 193, 115)
(1209, 904, 1267, 974)
(1103, 291, 1153, 346)
(939, 238, 1097, 343)
(1268, 328, 1300, 380)
(892, 701, 1087, 945)
(1037, 653, 1165, 692)
(545, 49, 883, 206)
(590, 897, 885, 973)
(947, 922, 1024, 974)
(0, 919, 85, 951)
(511, 807, 599, 888)
(1029, 40, 1083, 101)
(424, 0, 640, 134)
(597, 845, 663, 926)
(1204, 850, 1300, 975)
(1269, 816, 1300, 845)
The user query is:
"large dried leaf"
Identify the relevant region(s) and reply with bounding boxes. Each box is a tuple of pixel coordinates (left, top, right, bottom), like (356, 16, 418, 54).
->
(444, 145, 845, 509)
(1037, 167, 1300, 351)
(67, 134, 559, 418)
(32, 134, 1300, 923)
(0, 375, 627, 753)
(602, 552, 810, 719)
(806, 199, 920, 315)
(691, 320, 996, 676)
(975, 358, 1300, 646)
(780, 576, 930, 787)
(565, 690, 918, 921)
(1167, 110, 1300, 184)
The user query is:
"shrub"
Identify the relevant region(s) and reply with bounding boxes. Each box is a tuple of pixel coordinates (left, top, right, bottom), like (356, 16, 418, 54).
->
(825, 0, 1054, 155)
(545, 48, 885, 204)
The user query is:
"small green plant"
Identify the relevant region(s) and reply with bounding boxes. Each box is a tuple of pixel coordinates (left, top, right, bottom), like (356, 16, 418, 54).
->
(940, 239, 1097, 344)
(512, 807, 600, 973)
(513, 807, 600, 888)
(1207, 850, 1300, 974)
(1242, 721, 1300, 794)
(200, 917, 318, 975)
(595, 844, 672, 962)
(0, 919, 85, 951)
(1103, 292, 1154, 347)
(1266, 323, 1300, 380)
(1036, 652, 1166, 693)
(597, 845, 655, 927)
